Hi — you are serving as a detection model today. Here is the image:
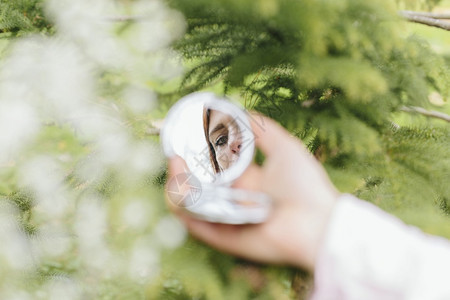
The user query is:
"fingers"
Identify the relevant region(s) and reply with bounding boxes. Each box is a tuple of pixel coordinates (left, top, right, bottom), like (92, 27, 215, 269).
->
(180, 215, 281, 264)
(183, 217, 245, 254)
(247, 112, 302, 157)
(165, 155, 190, 213)
(231, 164, 263, 191)
(167, 155, 189, 177)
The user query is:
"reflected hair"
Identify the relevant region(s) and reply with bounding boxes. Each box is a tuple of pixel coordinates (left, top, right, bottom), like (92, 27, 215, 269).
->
(203, 107, 221, 174)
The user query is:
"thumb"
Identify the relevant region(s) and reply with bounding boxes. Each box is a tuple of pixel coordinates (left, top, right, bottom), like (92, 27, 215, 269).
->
(167, 155, 189, 178)
(165, 155, 191, 213)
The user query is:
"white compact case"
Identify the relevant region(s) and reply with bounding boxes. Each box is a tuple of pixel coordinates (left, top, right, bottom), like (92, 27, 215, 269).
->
(161, 92, 272, 224)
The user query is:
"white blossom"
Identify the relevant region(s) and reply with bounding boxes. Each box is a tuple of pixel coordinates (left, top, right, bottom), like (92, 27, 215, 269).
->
(0, 101, 39, 162)
(123, 86, 157, 114)
(128, 238, 160, 282)
(154, 216, 187, 249)
(0, 202, 33, 271)
(0, 0, 186, 296)
(122, 199, 151, 230)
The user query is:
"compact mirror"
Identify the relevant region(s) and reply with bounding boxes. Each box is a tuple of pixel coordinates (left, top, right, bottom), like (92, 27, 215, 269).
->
(161, 92, 272, 224)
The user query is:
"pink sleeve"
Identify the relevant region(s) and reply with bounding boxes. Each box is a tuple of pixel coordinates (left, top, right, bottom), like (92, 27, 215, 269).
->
(310, 194, 450, 300)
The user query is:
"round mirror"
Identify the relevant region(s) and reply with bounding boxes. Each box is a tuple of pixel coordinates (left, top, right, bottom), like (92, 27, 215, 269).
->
(162, 92, 254, 185)
(161, 92, 271, 224)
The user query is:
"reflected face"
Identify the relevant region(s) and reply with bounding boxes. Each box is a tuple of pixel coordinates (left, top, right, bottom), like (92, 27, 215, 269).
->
(204, 108, 242, 173)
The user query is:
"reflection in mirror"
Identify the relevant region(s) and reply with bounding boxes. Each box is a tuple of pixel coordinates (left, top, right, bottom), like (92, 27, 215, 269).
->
(203, 107, 242, 174)
(162, 92, 254, 184)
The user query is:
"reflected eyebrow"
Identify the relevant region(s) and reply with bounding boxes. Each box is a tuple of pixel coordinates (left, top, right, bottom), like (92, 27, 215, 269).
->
(209, 123, 225, 136)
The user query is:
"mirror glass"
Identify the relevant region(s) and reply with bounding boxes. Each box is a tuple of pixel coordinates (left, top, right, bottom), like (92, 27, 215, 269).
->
(162, 92, 255, 184)
(161, 92, 271, 224)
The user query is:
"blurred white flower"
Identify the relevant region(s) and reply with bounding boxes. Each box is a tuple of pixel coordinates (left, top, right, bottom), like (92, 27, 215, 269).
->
(75, 155, 106, 183)
(19, 156, 70, 219)
(0, 290, 32, 300)
(31, 228, 72, 259)
(128, 141, 162, 175)
(154, 216, 187, 249)
(0, 202, 33, 271)
(0, 101, 39, 163)
(69, 105, 126, 143)
(128, 238, 160, 282)
(125, 20, 171, 53)
(122, 199, 151, 230)
(1, 37, 94, 120)
(0, 0, 186, 295)
(46, 0, 126, 68)
(42, 277, 81, 300)
(96, 132, 131, 166)
(19, 156, 61, 195)
(120, 0, 186, 53)
(147, 49, 185, 81)
(123, 86, 157, 114)
(74, 195, 113, 273)
(74, 195, 107, 247)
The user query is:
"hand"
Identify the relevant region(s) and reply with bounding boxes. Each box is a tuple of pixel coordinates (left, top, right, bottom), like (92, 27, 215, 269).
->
(166, 113, 339, 271)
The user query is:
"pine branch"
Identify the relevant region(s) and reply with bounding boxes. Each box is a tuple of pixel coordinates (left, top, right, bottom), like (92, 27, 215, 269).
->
(400, 106, 450, 123)
(400, 11, 450, 31)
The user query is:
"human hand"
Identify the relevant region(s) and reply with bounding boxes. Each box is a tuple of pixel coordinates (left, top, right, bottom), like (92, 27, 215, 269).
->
(166, 113, 339, 271)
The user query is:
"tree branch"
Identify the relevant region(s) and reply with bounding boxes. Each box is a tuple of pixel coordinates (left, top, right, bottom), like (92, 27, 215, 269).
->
(103, 15, 148, 22)
(146, 119, 164, 135)
(400, 106, 450, 123)
(400, 11, 450, 31)
(401, 10, 450, 19)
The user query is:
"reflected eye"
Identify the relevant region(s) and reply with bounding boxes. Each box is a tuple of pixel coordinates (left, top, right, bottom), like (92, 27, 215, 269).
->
(215, 135, 228, 147)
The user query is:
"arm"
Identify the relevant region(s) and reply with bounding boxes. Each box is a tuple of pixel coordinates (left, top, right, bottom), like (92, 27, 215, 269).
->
(311, 194, 450, 300)
(166, 113, 450, 299)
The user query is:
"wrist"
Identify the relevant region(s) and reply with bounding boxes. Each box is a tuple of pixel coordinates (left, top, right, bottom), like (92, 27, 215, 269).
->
(290, 191, 339, 271)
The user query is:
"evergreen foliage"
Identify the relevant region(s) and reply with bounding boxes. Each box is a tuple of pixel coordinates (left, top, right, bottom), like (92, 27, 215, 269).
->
(171, 0, 450, 237)
(0, 0, 51, 35)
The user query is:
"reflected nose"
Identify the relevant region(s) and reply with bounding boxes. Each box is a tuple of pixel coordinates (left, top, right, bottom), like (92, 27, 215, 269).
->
(230, 140, 241, 154)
